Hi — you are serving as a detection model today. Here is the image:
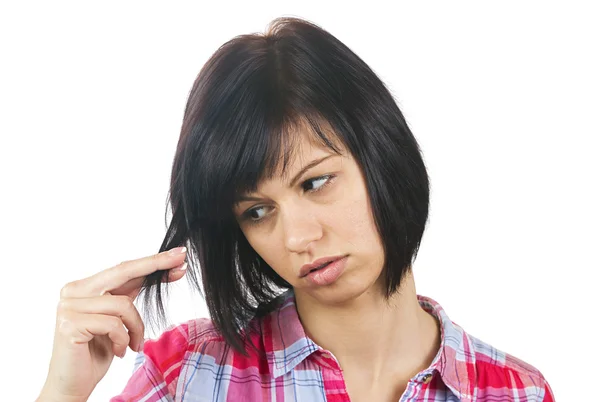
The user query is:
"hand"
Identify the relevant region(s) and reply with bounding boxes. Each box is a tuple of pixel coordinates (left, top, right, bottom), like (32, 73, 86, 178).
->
(37, 246, 188, 402)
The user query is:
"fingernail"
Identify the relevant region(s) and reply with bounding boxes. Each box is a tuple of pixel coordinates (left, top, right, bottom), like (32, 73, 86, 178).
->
(177, 262, 188, 271)
(168, 246, 187, 256)
(137, 339, 145, 352)
(119, 350, 126, 359)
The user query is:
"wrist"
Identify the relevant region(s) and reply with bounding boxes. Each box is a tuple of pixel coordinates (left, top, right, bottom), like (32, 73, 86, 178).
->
(37, 385, 87, 402)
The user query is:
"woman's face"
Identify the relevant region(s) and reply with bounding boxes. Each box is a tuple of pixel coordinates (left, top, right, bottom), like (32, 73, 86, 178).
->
(233, 129, 386, 305)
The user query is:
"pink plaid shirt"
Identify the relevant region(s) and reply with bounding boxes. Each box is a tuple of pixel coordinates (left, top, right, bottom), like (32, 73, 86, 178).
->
(111, 290, 555, 401)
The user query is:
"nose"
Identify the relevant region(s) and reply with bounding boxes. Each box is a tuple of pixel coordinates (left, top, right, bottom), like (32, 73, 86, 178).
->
(281, 202, 323, 253)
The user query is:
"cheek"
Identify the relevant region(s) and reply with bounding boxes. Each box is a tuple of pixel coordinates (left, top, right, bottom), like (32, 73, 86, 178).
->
(338, 183, 380, 245)
(242, 230, 267, 255)
(345, 204, 386, 284)
(243, 230, 285, 270)
(342, 203, 379, 250)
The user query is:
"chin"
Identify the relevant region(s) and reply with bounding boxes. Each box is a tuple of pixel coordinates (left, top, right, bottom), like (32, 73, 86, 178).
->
(299, 272, 375, 306)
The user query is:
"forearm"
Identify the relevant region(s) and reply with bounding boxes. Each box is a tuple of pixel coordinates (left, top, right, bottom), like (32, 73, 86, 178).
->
(36, 383, 88, 402)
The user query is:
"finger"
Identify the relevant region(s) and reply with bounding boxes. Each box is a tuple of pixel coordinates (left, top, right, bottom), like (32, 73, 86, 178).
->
(61, 247, 188, 298)
(57, 294, 145, 352)
(96, 248, 188, 295)
(56, 311, 130, 357)
(164, 262, 188, 282)
(106, 261, 188, 300)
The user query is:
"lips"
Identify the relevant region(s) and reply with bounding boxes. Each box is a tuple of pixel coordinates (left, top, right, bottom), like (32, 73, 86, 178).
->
(299, 255, 347, 277)
(303, 255, 348, 286)
(309, 261, 331, 273)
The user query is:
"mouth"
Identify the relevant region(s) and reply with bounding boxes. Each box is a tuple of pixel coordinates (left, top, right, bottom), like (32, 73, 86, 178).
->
(300, 255, 347, 278)
(301, 255, 349, 286)
(307, 262, 332, 274)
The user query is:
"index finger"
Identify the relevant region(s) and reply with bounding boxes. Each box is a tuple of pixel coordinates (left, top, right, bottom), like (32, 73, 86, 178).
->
(64, 246, 188, 298)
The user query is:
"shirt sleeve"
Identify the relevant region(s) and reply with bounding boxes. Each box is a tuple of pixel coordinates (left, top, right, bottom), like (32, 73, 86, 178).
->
(109, 322, 190, 402)
(539, 374, 556, 402)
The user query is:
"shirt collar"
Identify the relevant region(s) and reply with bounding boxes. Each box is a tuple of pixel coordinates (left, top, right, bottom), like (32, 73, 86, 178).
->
(417, 295, 477, 400)
(261, 289, 476, 401)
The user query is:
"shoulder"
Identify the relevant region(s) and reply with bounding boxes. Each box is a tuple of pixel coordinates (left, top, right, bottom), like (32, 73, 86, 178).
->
(139, 315, 266, 368)
(112, 318, 228, 401)
(465, 331, 554, 400)
(141, 317, 222, 359)
(467, 331, 544, 378)
(135, 317, 225, 374)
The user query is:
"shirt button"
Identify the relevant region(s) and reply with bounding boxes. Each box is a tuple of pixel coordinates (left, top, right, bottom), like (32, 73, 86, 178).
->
(422, 373, 432, 384)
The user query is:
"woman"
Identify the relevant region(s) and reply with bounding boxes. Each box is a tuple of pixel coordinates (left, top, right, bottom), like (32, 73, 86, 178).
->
(37, 17, 555, 402)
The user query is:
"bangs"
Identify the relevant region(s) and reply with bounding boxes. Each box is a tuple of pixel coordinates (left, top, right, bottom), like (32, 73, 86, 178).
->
(233, 113, 345, 203)
(186, 109, 347, 224)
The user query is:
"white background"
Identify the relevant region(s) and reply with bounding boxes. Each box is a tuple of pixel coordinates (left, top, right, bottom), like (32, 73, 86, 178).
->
(1, 2, 598, 401)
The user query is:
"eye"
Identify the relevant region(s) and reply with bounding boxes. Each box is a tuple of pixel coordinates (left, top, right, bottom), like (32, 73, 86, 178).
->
(301, 174, 333, 193)
(242, 174, 336, 226)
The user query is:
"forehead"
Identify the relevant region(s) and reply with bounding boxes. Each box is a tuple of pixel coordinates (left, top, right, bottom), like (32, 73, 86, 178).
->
(276, 132, 333, 172)
(267, 118, 345, 178)
(230, 116, 347, 204)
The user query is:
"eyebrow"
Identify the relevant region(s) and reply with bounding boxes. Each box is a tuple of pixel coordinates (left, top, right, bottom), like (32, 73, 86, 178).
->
(235, 155, 335, 203)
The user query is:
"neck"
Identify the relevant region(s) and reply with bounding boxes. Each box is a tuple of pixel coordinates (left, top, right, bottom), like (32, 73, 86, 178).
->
(294, 270, 441, 384)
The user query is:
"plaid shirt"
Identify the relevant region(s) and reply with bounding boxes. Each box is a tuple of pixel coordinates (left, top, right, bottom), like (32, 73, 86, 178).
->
(111, 290, 555, 401)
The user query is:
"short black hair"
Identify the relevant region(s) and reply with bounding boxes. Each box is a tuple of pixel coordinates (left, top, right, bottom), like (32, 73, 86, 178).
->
(139, 16, 430, 356)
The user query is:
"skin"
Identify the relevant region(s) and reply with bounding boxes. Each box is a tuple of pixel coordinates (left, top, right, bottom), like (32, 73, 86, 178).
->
(233, 125, 441, 401)
(39, 122, 439, 402)
(38, 249, 188, 402)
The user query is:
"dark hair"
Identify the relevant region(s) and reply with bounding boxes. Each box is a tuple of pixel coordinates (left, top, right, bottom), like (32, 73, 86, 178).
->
(138, 16, 430, 355)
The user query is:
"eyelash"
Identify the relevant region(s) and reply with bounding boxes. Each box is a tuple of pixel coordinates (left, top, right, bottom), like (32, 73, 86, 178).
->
(242, 174, 336, 226)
